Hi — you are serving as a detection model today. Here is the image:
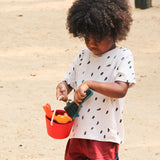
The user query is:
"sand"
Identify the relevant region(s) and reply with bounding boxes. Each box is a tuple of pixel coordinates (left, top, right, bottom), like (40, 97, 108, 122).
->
(0, 0, 160, 159)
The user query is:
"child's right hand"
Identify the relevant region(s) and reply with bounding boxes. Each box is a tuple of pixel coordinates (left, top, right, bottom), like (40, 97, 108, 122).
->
(56, 81, 70, 102)
(74, 81, 90, 106)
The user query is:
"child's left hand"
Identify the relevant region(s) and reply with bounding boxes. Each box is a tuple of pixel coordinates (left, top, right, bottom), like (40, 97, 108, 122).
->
(74, 81, 90, 106)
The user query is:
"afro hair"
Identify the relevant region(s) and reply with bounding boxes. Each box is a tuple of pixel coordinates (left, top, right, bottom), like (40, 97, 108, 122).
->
(66, 0, 133, 42)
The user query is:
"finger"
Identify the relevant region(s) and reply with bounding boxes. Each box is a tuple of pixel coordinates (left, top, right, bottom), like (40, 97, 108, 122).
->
(76, 97, 83, 103)
(77, 90, 85, 99)
(56, 84, 68, 99)
(78, 87, 87, 97)
(81, 92, 86, 98)
(61, 95, 68, 102)
(74, 97, 81, 106)
(74, 95, 83, 106)
(56, 88, 61, 99)
(78, 92, 86, 102)
(75, 101, 80, 106)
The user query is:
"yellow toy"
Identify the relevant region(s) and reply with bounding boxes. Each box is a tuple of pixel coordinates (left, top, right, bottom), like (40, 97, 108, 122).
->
(43, 103, 72, 124)
(54, 114, 72, 124)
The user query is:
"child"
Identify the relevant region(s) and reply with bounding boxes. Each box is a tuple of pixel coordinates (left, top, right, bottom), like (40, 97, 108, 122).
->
(56, 0, 136, 159)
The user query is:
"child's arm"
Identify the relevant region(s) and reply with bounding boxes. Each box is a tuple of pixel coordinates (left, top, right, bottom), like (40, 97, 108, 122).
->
(74, 80, 129, 106)
(56, 81, 72, 102)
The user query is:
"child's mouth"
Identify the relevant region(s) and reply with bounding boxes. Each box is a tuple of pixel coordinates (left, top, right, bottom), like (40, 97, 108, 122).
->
(90, 48, 99, 53)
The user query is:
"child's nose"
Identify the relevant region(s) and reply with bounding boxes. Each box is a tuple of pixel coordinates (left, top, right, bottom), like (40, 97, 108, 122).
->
(86, 39, 97, 48)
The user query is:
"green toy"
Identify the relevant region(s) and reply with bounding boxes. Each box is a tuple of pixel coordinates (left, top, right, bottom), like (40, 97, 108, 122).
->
(64, 88, 93, 120)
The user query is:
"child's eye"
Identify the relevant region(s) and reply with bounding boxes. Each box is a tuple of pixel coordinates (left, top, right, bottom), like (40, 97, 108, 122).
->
(95, 39, 101, 43)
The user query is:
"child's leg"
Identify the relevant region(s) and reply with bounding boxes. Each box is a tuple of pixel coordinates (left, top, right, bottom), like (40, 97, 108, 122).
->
(114, 144, 119, 160)
(64, 138, 119, 160)
(86, 140, 119, 160)
(65, 138, 88, 160)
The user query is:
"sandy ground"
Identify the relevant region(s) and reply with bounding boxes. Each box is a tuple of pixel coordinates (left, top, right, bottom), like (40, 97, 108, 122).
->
(0, 0, 160, 160)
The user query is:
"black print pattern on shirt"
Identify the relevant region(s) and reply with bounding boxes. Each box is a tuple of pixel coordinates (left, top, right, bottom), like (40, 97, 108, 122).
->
(106, 64, 111, 67)
(66, 47, 136, 144)
(96, 121, 99, 125)
(100, 72, 104, 75)
(87, 61, 90, 64)
(87, 108, 90, 112)
(92, 116, 95, 119)
(121, 57, 125, 61)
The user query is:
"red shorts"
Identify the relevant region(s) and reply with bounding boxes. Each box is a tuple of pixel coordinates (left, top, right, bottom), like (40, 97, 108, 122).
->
(65, 138, 119, 160)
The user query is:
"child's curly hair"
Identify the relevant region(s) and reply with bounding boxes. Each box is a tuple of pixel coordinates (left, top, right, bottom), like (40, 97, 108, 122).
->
(66, 0, 132, 42)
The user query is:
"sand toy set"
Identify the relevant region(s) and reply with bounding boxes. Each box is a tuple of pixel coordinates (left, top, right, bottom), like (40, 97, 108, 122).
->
(43, 89, 93, 139)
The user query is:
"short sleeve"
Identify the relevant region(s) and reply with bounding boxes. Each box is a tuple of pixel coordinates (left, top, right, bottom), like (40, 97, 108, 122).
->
(62, 52, 81, 89)
(114, 50, 136, 87)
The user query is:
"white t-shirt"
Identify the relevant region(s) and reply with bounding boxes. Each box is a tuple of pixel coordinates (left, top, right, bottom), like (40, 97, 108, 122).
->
(63, 46, 136, 144)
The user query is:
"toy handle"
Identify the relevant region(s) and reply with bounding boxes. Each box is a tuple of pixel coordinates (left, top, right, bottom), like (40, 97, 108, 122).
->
(50, 96, 62, 126)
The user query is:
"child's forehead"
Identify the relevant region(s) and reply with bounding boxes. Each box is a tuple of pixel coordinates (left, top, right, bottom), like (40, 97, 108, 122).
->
(84, 34, 102, 40)
(84, 34, 110, 41)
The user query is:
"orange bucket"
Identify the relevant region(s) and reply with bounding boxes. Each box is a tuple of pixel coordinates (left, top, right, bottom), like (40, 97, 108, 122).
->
(45, 110, 74, 139)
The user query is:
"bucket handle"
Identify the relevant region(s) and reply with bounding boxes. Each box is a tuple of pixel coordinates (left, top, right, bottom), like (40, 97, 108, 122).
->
(50, 96, 62, 126)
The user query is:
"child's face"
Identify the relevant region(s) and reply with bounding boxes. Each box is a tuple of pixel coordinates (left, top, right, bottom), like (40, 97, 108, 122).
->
(84, 35, 115, 55)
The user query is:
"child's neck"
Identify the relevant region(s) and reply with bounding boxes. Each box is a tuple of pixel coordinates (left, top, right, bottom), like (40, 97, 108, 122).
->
(108, 43, 116, 52)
